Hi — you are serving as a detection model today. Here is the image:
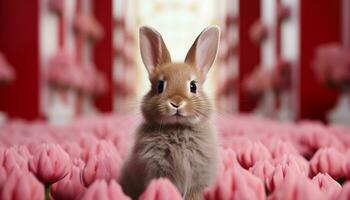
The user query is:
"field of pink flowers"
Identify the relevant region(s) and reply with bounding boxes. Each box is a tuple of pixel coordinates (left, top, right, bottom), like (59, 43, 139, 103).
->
(2, 114, 350, 199)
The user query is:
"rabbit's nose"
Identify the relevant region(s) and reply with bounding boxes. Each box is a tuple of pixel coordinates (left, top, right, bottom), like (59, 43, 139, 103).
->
(169, 97, 185, 109)
(169, 101, 184, 109)
(170, 102, 179, 108)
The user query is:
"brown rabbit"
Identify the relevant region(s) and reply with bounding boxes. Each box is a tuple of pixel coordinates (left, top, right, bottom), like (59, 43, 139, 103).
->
(119, 26, 220, 200)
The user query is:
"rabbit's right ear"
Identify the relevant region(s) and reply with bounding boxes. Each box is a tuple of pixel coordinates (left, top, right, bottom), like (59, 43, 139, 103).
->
(139, 26, 171, 74)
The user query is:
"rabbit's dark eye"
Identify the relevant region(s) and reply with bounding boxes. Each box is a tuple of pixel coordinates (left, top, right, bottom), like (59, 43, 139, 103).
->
(190, 81, 197, 93)
(157, 80, 165, 93)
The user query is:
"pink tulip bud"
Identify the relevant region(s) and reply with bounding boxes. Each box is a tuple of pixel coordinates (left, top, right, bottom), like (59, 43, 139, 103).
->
(82, 152, 122, 186)
(328, 125, 350, 149)
(249, 20, 268, 43)
(309, 147, 345, 179)
(50, 163, 86, 200)
(338, 181, 350, 200)
(73, 13, 104, 42)
(295, 123, 344, 157)
(0, 164, 7, 193)
(205, 166, 265, 200)
(277, 4, 291, 21)
(48, 0, 64, 15)
(80, 180, 130, 200)
(342, 151, 350, 178)
(29, 143, 71, 184)
(237, 141, 272, 169)
(274, 154, 310, 176)
(221, 137, 251, 152)
(139, 178, 182, 200)
(110, 134, 131, 159)
(266, 139, 298, 159)
(243, 67, 273, 98)
(1, 170, 44, 200)
(249, 160, 275, 183)
(266, 158, 308, 193)
(83, 140, 119, 162)
(46, 49, 83, 90)
(3, 146, 31, 173)
(61, 142, 83, 159)
(312, 43, 350, 88)
(219, 148, 239, 173)
(311, 173, 341, 199)
(268, 174, 326, 200)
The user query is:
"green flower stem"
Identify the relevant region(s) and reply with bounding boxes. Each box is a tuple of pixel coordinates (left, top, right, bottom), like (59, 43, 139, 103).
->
(45, 184, 50, 200)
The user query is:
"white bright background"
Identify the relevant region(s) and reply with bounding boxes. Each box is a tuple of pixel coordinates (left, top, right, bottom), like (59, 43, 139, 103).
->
(131, 0, 221, 101)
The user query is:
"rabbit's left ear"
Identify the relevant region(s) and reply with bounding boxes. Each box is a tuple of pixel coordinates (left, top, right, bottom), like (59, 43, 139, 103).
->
(185, 26, 220, 78)
(139, 26, 171, 74)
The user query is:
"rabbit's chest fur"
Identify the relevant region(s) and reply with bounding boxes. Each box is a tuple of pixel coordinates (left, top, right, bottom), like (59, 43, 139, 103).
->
(128, 122, 218, 195)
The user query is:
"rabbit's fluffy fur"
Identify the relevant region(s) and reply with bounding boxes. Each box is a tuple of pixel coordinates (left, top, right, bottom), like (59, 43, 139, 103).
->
(119, 26, 220, 200)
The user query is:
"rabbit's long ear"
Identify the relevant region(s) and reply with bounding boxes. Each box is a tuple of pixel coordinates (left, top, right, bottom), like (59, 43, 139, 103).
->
(139, 26, 171, 74)
(185, 26, 220, 78)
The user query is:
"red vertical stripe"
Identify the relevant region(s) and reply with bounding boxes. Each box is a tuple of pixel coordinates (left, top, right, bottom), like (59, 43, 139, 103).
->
(238, 0, 261, 112)
(93, 0, 113, 112)
(299, 0, 341, 121)
(275, 0, 282, 57)
(343, 0, 350, 49)
(0, 0, 40, 120)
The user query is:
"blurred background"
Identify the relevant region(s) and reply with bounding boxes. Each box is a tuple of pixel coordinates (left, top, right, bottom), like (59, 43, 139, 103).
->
(0, 0, 348, 125)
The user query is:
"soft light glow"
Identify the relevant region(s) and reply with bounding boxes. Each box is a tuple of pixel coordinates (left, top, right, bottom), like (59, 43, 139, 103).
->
(134, 0, 219, 99)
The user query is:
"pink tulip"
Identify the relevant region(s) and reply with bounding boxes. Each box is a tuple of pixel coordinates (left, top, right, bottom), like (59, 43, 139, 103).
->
(82, 140, 119, 161)
(61, 142, 83, 159)
(111, 134, 130, 159)
(312, 43, 350, 88)
(219, 148, 239, 173)
(266, 157, 309, 193)
(0, 166, 6, 191)
(1, 170, 44, 200)
(249, 20, 268, 43)
(268, 173, 326, 200)
(243, 67, 273, 97)
(79, 64, 98, 94)
(295, 123, 344, 156)
(46, 49, 83, 90)
(327, 125, 350, 148)
(249, 160, 275, 183)
(80, 180, 130, 200)
(274, 154, 310, 176)
(236, 141, 272, 169)
(338, 181, 350, 200)
(82, 152, 122, 186)
(48, 0, 64, 15)
(205, 166, 265, 200)
(309, 147, 346, 179)
(341, 151, 350, 178)
(139, 178, 182, 200)
(0, 149, 7, 191)
(266, 139, 298, 159)
(221, 137, 251, 152)
(50, 163, 86, 200)
(277, 4, 291, 21)
(29, 143, 71, 184)
(270, 58, 292, 92)
(73, 13, 104, 41)
(3, 146, 31, 173)
(311, 173, 342, 199)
